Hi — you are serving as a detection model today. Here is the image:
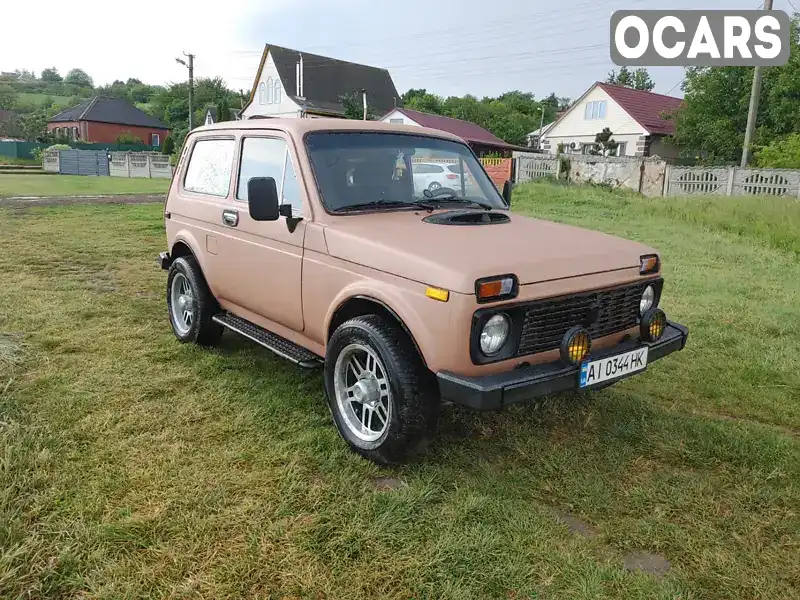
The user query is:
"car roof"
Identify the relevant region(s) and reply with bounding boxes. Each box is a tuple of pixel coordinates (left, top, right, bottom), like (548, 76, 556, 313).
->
(192, 117, 469, 145)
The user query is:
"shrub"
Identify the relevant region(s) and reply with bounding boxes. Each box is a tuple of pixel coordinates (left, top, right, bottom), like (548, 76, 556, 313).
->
(755, 134, 800, 169)
(32, 143, 71, 163)
(162, 135, 175, 155)
(116, 131, 144, 145)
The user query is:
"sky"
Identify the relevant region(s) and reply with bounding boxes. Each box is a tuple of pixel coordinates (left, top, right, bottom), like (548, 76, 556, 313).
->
(1, 0, 796, 102)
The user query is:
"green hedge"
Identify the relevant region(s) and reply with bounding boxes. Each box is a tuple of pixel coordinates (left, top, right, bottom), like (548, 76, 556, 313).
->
(0, 140, 155, 159)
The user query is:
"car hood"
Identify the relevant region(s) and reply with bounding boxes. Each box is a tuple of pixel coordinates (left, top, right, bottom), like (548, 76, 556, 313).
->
(322, 210, 657, 294)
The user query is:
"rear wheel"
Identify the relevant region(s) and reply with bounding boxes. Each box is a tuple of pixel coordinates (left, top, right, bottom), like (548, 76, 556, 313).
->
(167, 256, 222, 346)
(325, 315, 439, 465)
(428, 181, 442, 191)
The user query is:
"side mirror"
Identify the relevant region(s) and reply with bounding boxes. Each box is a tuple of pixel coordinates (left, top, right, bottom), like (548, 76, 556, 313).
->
(502, 180, 512, 207)
(248, 177, 280, 221)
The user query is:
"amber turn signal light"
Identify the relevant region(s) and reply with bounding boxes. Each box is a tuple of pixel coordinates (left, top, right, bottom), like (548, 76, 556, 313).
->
(640, 254, 660, 275)
(426, 287, 450, 302)
(560, 326, 592, 365)
(475, 275, 518, 303)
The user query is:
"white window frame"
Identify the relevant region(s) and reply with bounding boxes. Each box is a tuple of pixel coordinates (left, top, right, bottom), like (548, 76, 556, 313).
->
(273, 79, 281, 104)
(389, 118, 403, 124)
(151, 133, 160, 147)
(584, 100, 607, 120)
(265, 77, 274, 104)
(258, 82, 266, 105)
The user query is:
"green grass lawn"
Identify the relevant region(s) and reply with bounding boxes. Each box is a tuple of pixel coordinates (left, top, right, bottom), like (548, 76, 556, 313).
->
(1, 183, 798, 599)
(0, 174, 170, 197)
(0, 157, 39, 166)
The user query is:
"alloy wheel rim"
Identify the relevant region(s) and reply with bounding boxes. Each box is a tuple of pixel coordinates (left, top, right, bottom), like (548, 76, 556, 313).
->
(334, 343, 392, 442)
(170, 273, 194, 335)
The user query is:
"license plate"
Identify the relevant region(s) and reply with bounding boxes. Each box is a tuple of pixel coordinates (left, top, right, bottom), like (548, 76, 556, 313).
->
(579, 347, 648, 388)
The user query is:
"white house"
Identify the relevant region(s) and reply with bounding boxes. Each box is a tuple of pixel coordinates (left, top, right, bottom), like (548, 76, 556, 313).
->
(203, 106, 241, 126)
(241, 44, 400, 120)
(539, 82, 683, 158)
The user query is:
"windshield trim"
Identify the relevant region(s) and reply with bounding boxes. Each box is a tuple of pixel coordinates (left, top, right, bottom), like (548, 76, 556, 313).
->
(302, 130, 508, 216)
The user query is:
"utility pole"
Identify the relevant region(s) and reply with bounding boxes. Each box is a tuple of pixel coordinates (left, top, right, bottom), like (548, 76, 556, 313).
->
(741, 0, 772, 167)
(175, 52, 195, 130)
(538, 105, 546, 149)
(362, 90, 368, 120)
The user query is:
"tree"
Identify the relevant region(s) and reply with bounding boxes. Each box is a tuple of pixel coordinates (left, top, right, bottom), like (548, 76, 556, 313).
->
(161, 135, 176, 155)
(607, 66, 655, 91)
(40, 67, 62, 83)
(217, 98, 231, 122)
(589, 128, 619, 156)
(17, 110, 51, 142)
(64, 68, 93, 88)
(0, 84, 16, 110)
(403, 88, 443, 114)
(340, 91, 374, 120)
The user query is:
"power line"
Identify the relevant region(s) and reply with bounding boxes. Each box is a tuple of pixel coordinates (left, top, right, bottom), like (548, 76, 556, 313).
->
(665, 78, 685, 96)
(787, 0, 798, 12)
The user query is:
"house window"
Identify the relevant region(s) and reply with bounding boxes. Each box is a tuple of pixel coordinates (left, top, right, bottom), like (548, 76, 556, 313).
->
(389, 118, 403, 124)
(581, 143, 598, 155)
(183, 138, 236, 197)
(615, 142, 627, 156)
(583, 100, 607, 120)
(258, 82, 266, 105)
(151, 133, 160, 147)
(273, 79, 281, 104)
(265, 77, 274, 104)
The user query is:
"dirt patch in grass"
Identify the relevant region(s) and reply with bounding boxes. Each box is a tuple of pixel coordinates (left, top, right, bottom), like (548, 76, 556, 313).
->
(623, 551, 672, 577)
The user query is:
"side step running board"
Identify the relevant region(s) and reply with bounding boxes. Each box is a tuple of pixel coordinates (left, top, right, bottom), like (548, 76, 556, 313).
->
(213, 313, 322, 369)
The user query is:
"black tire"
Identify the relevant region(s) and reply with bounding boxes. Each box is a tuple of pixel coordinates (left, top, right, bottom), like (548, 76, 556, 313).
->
(325, 315, 439, 465)
(166, 255, 223, 346)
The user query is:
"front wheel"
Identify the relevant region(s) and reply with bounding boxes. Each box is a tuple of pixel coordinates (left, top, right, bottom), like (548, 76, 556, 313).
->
(325, 315, 439, 465)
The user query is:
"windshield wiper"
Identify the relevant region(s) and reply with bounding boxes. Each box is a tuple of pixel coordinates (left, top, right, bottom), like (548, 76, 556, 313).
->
(419, 194, 493, 211)
(338, 200, 419, 212)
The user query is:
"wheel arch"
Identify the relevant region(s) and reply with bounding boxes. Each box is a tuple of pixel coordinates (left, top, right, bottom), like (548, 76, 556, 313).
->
(327, 295, 429, 369)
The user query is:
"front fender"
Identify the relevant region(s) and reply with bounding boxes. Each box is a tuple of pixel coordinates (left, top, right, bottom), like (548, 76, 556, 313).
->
(325, 279, 453, 370)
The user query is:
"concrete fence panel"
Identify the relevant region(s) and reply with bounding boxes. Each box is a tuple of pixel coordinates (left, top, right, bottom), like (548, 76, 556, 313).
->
(732, 168, 800, 197)
(516, 156, 559, 183)
(666, 167, 732, 196)
(43, 150, 59, 173)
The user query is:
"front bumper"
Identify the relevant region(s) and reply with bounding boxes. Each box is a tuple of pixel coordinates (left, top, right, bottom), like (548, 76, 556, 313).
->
(437, 321, 688, 411)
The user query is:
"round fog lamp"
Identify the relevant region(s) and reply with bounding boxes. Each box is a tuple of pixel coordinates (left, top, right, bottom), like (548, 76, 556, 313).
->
(560, 326, 592, 364)
(640, 308, 667, 342)
(640, 284, 656, 315)
(480, 314, 510, 356)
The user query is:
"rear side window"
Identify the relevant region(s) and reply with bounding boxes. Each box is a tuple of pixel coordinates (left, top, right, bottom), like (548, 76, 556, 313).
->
(183, 138, 236, 197)
(237, 137, 302, 213)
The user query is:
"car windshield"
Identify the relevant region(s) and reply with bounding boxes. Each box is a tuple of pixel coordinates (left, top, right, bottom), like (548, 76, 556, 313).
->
(305, 132, 507, 212)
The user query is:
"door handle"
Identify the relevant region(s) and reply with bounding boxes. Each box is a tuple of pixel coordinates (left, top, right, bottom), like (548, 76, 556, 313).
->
(222, 209, 239, 227)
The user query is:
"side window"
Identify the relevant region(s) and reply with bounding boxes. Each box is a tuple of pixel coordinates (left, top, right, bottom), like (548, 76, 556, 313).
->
(237, 137, 303, 212)
(183, 138, 236, 197)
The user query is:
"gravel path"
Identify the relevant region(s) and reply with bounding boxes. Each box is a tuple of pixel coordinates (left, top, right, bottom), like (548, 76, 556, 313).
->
(0, 194, 164, 207)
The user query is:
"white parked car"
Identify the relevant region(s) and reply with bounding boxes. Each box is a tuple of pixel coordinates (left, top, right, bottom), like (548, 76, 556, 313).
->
(412, 162, 466, 194)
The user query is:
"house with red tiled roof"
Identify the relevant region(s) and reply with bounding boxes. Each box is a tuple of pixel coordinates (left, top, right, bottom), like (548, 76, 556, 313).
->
(379, 107, 524, 157)
(539, 82, 683, 158)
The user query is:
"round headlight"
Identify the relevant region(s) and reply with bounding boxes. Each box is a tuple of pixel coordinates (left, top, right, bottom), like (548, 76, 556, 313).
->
(480, 314, 510, 356)
(640, 284, 656, 315)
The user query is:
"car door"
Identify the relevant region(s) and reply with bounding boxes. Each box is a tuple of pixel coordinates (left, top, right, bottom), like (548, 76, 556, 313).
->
(214, 133, 307, 332)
